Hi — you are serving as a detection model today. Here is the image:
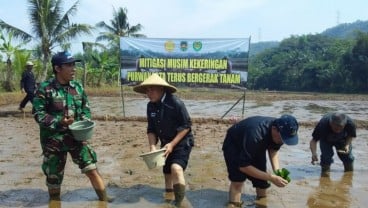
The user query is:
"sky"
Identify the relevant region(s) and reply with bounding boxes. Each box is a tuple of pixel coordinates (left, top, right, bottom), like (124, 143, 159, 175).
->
(1, 0, 368, 53)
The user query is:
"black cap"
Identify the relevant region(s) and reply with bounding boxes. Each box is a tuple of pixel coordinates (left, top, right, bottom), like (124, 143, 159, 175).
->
(51, 51, 81, 66)
(274, 114, 299, 145)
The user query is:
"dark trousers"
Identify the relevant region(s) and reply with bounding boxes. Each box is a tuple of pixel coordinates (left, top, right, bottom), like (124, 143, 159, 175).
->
(19, 92, 35, 108)
(320, 139, 354, 166)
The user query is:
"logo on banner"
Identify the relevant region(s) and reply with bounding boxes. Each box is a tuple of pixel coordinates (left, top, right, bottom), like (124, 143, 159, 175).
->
(193, 41, 202, 51)
(180, 41, 188, 51)
(164, 40, 175, 52)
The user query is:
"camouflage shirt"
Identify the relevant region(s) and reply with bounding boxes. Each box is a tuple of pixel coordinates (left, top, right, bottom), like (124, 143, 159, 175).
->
(33, 78, 91, 141)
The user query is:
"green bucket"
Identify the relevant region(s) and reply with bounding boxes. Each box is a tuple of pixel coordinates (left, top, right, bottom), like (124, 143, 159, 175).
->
(69, 120, 95, 141)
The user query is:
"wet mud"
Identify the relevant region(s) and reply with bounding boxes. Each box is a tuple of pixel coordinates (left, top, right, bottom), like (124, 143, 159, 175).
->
(0, 97, 368, 207)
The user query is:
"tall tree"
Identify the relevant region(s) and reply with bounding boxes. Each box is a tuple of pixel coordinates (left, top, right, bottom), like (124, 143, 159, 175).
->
(343, 32, 368, 92)
(96, 7, 145, 45)
(0, 0, 93, 81)
(95, 7, 145, 86)
(0, 31, 29, 91)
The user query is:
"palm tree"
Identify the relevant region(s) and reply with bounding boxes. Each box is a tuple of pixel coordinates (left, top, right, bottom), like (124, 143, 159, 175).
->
(0, 31, 30, 91)
(80, 41, 109, 87)
(95, 7, 145, 87)
(96, 7, 145, 46)
(0, 0, 94, 81)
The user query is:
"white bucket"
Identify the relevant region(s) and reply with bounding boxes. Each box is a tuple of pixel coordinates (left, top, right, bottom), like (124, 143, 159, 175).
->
(139, 149, 166, 169)
(68, 120, 95, 141)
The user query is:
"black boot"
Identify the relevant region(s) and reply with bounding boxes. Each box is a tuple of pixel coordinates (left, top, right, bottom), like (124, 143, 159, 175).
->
(173, 184, 186, 207)
(343, 162, 354, 172)
(94, 189, 114, 202)
(321, 165, 330, 177)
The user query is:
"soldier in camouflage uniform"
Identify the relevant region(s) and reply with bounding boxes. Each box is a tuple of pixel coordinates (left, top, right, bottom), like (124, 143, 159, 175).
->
(32, 51, 112, 202)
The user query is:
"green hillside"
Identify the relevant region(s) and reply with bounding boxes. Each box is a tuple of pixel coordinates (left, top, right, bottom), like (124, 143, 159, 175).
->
(250, 20, 368, 56)
(321, 20, 368, 39)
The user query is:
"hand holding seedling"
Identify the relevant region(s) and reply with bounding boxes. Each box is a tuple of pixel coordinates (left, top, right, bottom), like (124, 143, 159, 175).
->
(274, 168, 291, 183)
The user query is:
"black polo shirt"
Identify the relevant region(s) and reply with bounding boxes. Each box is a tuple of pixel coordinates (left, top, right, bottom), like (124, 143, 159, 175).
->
(222, 116, 282, 167)
(147, 92, 194, 147)
(312, 113, 356, 143)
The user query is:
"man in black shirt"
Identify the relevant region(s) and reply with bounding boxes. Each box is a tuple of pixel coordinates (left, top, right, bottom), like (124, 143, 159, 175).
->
(310, 112, 356, 174)
(222, 115, 299, 207)
(134, 73, 194, 207)
(19, 61, 36, 111)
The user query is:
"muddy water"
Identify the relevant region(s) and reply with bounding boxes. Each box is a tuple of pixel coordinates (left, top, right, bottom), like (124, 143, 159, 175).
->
(4, 96, 368, 121)
(88, 97, 368, 122)
(0, 97, 368, 207)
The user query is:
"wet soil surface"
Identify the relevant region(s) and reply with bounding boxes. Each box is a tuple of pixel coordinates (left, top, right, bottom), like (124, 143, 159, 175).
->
(0, 97, 368, 207)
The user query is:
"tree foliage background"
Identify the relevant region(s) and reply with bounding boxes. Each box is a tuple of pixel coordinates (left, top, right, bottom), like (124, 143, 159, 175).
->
(247, 32, 368, 93)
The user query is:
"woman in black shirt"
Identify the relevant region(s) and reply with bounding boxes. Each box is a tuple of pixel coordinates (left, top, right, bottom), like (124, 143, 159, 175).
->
(134, 73, 194, 207)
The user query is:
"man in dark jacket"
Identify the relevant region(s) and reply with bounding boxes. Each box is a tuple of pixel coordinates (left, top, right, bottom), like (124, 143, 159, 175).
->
(222, 115, 299, 207)
(19, 61, 36, 111)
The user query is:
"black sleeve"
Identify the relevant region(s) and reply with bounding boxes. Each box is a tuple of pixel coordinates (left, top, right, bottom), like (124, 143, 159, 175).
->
(173, 97, 192, 132)
(146, 103, 155, 134)
(346, 119, 357, 138)
(20, 71, 26, 89)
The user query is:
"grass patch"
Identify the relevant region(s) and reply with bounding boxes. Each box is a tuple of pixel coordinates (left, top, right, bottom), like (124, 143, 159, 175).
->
(0, 92, 23, 105)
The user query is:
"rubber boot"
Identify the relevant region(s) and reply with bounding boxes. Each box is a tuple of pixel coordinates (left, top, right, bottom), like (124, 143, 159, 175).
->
(227, 201, 244, 207)
(256, 188, 267, 199)
(173, 183, 186, 207)
(164, 189, 175, 203)
(48, 199, 61, 208)
(48, 188, 61, 201)
(321, 165, 330, 177)
(343, 162, 354, 172)
(94, 189, 114, 202)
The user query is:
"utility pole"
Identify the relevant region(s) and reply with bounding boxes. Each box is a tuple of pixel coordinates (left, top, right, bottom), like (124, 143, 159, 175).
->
(258, 27, 262, 42)
(336, 10, 340, 25)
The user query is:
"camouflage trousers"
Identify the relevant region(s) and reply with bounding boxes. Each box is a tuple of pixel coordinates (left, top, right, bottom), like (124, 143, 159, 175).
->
(41, 134, 97, 189)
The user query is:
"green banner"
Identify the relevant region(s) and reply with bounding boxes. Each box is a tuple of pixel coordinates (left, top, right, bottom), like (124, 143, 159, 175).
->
(120, 38, 250, 87)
